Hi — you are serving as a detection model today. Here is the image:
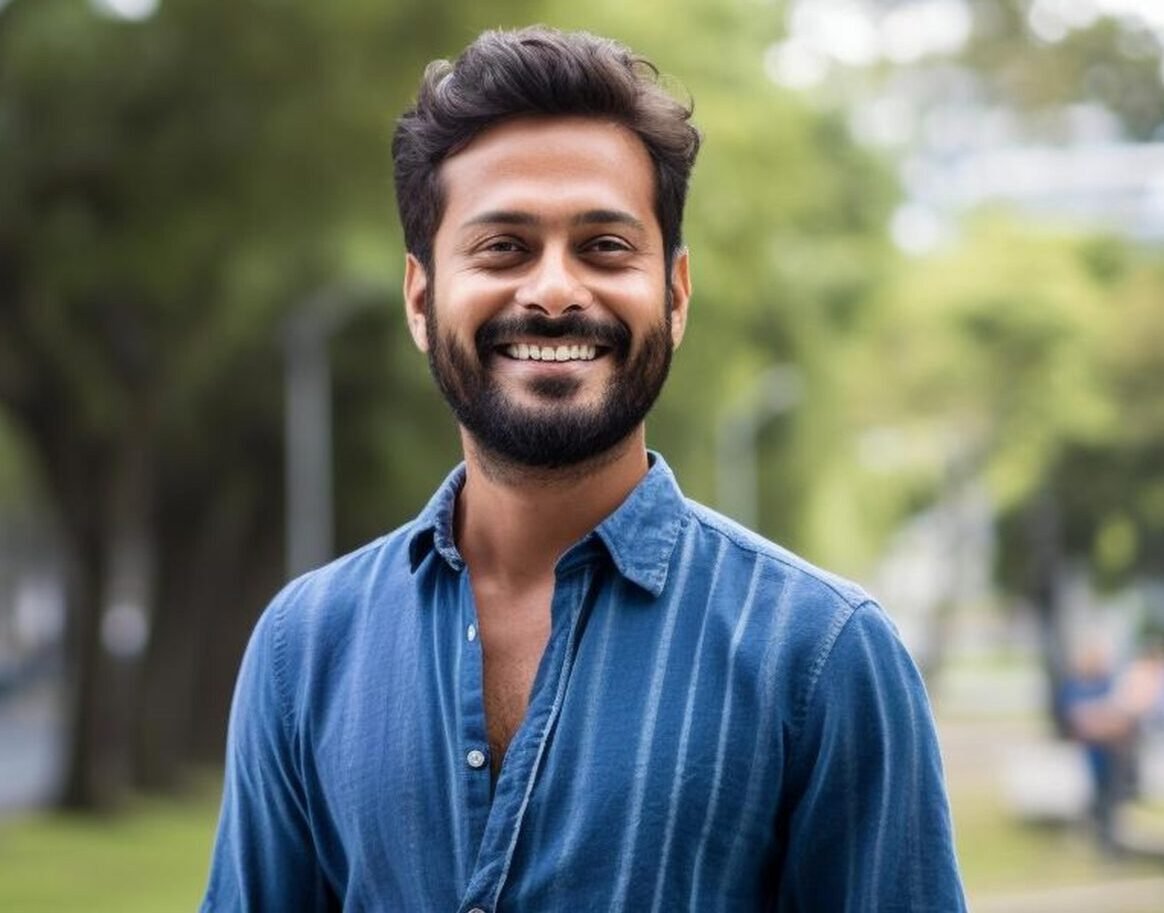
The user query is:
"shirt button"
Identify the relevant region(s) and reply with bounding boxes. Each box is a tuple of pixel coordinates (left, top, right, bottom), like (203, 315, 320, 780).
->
(467, 908, 487, 913)
(467, 623, 477, 642)
(466, 749, 487, 769)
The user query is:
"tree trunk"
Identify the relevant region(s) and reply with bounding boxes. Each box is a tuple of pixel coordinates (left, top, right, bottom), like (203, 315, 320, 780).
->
(57, 434, 155, 811)
(133, 494, 243, 791)
(58, 526, 117, 811)
(188, 520, 284, 766)
(131, 563, 200, 792)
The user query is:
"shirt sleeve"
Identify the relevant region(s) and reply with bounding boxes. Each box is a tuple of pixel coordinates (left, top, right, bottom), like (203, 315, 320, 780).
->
(776, 602, 967, 913)
(200, 599, 338, 913)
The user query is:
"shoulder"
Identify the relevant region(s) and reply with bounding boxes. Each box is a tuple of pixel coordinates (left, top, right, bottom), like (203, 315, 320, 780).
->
(683, 497, 871, 609)
(275, 524, 411, 619)
(679, 498, 878, 652)
(247, 520, 420, 690)
(677, 498, 907, 724)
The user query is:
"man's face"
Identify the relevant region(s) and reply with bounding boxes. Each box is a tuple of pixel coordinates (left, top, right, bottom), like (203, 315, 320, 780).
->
(403, 116, 691, 470)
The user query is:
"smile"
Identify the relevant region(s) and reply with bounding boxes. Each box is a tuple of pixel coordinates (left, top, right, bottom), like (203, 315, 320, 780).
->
(503, 343, 599, 362)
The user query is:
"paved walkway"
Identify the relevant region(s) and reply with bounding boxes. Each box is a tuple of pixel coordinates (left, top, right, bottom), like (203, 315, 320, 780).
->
(972, 876, 1164, 913)
(938, 698, 1164, 912)
(0, 686, 62, 815)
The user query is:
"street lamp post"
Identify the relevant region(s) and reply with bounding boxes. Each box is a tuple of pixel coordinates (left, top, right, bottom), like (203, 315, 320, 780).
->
(715, 364, 803, 531)
(282, 287, 379, 579)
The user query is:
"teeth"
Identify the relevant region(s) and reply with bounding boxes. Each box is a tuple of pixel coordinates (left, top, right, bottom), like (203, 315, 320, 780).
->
(505, 343, 597, 362)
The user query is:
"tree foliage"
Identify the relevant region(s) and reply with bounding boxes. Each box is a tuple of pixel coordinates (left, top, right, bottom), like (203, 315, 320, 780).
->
(0, 0, 530, 808)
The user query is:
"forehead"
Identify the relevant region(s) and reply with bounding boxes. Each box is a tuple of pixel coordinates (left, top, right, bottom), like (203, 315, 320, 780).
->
(435, 116, 659, 237)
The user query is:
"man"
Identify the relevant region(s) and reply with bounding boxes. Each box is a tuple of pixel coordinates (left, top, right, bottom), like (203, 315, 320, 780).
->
(202, 26, 966, 912)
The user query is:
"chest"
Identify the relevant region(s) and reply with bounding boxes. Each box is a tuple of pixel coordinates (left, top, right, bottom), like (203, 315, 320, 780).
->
(472, 580, 553, 772)
(307, 562, 790, 910)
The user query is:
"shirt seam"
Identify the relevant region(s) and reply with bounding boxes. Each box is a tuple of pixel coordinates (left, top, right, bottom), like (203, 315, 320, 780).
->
(793, 599, 876, 737)
(270, 595, 297, 742)
(686, 504, 868, 610)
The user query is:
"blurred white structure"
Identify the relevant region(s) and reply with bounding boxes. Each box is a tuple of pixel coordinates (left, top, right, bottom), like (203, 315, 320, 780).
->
(903, 142, 1164, 244)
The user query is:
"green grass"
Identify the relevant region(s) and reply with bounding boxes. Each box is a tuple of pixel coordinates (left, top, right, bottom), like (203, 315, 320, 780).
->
(0, 786, 220, 913)
(954, 786, 1164, 896)
(0, 768, 1160, 910)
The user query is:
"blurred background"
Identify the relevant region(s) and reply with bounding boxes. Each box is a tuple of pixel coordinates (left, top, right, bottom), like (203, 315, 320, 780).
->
(2, 0, 1163, 909)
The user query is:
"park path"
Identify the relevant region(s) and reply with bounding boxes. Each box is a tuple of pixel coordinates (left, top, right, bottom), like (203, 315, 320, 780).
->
(0, 685, 62, 815)
(937, 681, 1164, 913)
(972, 875, 1164, 913)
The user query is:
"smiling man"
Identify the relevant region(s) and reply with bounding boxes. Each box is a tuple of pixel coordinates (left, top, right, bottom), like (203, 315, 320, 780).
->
(201, 27, 967, 913)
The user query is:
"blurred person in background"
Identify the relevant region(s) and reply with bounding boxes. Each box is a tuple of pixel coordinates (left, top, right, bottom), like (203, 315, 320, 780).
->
(1065, 628, 1164, 855)
(201, 25, 965, 912)
(1120, 630, 1164, 726)
(1062, 638, 1133, 854)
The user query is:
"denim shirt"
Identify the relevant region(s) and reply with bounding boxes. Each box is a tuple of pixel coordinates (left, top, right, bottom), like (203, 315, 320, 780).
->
(202, 454, 966, 912)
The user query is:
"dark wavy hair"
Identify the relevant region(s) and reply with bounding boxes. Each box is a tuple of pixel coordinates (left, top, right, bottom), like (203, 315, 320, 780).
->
(392, 26, 701, 270)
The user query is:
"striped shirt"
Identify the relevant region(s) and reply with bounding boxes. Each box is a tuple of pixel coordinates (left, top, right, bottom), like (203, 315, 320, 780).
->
(202, 453, 966, 912)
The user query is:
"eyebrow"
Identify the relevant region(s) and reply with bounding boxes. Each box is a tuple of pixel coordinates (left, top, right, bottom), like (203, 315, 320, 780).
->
(462, 210, 538, 228)
(461, 209, 646, 232)
(573, 209, 645, 231)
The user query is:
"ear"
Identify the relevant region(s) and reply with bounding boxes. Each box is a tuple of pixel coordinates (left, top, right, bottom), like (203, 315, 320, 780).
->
(668, 248, 692, 350)
(403, 253, 430, 353)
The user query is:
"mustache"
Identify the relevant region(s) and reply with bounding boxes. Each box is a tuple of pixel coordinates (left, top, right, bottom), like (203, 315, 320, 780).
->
(475, 313, 631, 357)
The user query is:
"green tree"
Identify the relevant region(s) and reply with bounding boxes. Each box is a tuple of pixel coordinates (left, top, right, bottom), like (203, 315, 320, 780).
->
(0, 0, 526, 809)
(840, 216, 1164, 715)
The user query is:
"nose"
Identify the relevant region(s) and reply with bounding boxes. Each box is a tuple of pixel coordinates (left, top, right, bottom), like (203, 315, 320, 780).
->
(514, 244, 592, 316)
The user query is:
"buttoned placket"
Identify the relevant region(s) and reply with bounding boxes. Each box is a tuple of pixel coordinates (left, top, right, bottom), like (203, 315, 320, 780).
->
(457, 571, 492, 884)
(455, 554, 596, 913)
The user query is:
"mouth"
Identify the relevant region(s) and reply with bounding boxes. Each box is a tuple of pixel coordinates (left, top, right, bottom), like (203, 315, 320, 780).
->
(499, 342, 604, 362)
(477, 314, 628, 366)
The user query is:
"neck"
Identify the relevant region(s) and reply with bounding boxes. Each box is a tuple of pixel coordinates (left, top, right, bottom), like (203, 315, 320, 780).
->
(455, 429, 649, 587)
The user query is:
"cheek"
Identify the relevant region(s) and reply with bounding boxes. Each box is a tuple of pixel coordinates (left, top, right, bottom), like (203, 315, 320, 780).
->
(591, 274, 665, 317)
(437, 272, 514, 324)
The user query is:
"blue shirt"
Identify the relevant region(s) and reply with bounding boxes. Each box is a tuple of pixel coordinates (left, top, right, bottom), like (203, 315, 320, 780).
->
(202, 454, 966, 912)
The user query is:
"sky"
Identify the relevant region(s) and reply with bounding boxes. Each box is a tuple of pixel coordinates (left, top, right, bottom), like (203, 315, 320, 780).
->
(769, 0, 1164, 90)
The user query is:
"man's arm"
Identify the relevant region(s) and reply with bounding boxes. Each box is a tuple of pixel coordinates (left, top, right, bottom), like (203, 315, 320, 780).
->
(201, 601, 337, 912)
(778, 602, 966, 912)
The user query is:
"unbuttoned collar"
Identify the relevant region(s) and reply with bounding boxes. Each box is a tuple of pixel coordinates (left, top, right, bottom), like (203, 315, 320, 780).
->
(407, 452, 687, 598)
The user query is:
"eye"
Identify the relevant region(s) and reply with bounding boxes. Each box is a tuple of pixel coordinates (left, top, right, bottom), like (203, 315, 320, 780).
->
(583, 236, 634, 255)
(470, 236, 529, 267)
(481, 237, 526, 254)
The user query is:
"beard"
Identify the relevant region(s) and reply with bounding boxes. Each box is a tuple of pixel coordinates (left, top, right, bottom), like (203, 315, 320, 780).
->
(425, 291, 673, 470)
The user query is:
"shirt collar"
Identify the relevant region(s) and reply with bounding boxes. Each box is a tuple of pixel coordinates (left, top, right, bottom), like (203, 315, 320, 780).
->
(591, 452, 686, 597)
(407, 452, 687, 598)
(408, 463, 468, 573)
